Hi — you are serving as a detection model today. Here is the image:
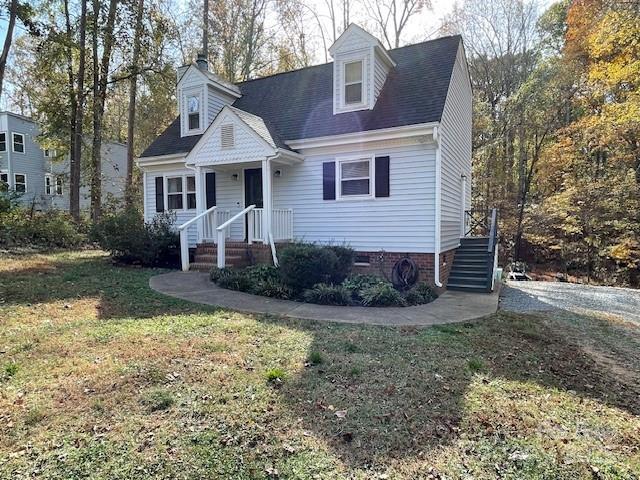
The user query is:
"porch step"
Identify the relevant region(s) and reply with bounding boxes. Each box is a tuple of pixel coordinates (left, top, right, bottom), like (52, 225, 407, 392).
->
(447, 236, 493, 293)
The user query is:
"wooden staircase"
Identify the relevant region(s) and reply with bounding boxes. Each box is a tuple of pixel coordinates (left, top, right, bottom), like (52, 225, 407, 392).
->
(190, 242, 253, 272)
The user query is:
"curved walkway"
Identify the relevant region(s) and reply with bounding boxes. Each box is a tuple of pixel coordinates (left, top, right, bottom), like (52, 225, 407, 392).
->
(149, 271, 500, 326)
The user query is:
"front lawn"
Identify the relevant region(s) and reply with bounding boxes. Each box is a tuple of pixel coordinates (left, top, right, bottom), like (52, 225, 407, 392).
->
(1, 250, 639, 479)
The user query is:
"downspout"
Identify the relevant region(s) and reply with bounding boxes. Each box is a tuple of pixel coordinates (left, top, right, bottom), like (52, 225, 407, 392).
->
(433, 126, 443, 288)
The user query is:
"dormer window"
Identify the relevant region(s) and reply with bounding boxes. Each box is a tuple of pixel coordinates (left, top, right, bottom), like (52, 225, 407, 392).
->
(188, 96, 200, 130)
(344, 60, 363, 105)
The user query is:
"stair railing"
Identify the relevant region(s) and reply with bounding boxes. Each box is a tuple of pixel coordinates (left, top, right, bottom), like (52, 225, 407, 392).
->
(485, 208, 499, 292)
(177, 205, 218, 271)
(216, 204, 256, 268)
(464, 209, 490, 237)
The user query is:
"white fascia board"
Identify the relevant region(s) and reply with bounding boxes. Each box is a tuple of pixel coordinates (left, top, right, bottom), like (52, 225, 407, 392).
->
(178, 65, 241, 99)
(136, 153, 187, 168)
(286, 122, 439, 150)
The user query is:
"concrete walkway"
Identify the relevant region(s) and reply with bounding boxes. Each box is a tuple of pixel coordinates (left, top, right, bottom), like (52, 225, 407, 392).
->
(149, 271, 500, 326)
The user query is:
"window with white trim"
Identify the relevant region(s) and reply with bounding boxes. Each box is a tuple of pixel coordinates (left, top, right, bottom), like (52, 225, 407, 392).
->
(45, 174, 63, 195)
(0, 133, 6, 152)
(187, 95, 200, 130)
(344, 60, 363, 105)
(339, 158, 371, 197)
(14, 173, 26, 193)
(44, 148, 56, 158)
(0, 171, 7, 190)
(167, 176, 183, 210)
(12, 133, 24, 153)
(186, 175, 196, 209)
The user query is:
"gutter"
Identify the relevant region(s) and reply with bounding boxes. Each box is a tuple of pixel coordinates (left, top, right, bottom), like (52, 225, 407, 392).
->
(433, 125, 443, 288)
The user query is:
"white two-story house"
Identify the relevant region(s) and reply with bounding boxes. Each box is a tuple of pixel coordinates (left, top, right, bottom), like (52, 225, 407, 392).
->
(138, 25, 496, 292)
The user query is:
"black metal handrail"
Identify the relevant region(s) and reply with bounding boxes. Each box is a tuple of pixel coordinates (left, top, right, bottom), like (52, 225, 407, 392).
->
(486, 208, 498, 291)
(464, 209, 490, 237)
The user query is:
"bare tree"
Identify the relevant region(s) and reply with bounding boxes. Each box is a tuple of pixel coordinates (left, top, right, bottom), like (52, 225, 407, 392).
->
(362, 0, 430, 49)
(126, 0, 145, 204)
(70, 0, 88, 221)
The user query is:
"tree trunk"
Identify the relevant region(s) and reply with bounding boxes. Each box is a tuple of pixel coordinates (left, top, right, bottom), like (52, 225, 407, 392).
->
(0, 0, 18, 98)
(126, 0, 144, 205)
(63, 0, 77, 215)
(71, 0, 88, 221)
(90, 0, 118, 221)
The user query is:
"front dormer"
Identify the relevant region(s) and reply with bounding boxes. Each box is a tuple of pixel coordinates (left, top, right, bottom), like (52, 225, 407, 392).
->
(329, 24, 396, 115)
(177, 54, 242, 138)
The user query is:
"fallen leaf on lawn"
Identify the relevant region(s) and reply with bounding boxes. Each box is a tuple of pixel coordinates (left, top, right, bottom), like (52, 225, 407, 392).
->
(335, 410, 347, 419)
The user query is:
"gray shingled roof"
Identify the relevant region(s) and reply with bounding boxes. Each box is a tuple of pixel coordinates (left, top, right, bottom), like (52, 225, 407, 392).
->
(140, 35, 461, 158)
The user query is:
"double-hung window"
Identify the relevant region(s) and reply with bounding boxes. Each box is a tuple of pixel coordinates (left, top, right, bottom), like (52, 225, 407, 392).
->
(344, 60, 363, 105)
(167, 176, 183, 210)
(45, 174, 63, 195)
(12, 133, 24, 153)
(14, 174, 26, 193)
(0, 171, 8, 190)
(187, 96, 200, 131)
(165, 175, 197, 210)
(339, 158, 371, 198)
(0, 133, 6, 152)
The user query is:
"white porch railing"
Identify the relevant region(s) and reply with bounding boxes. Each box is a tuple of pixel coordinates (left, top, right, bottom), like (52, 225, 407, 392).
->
(178, 205, 218, 271)
(202, 209, 231, 241)
(248, 208, 293, 243)
(217, 205, 256, 268)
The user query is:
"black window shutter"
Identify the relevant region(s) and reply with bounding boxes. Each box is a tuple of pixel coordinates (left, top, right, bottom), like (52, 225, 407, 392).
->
(205, 172, 216, 208)
(323, 162, 336, 200)
(375, 156, 390, 198)
(155, 177, 164, 212)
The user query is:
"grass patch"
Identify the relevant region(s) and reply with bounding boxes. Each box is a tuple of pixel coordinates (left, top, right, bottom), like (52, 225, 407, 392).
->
(306, 351, 324, 365)
(1, 250, 639, 479)
(140, 388, 175, 412)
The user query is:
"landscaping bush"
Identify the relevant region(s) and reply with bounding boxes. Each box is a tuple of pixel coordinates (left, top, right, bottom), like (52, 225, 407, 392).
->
(361, 283, 407, 307)
(303, 283, 352, 305)
(343, 274, 386, 300)
(252, 277, 295, 300)
(215, 269, 253, 292)
(92, 207, 179, 267)
(0, 209, 86, 248)
(325, 245, 355, 284)
(278, 243, 339, 291)
(404, 282, 438, 305)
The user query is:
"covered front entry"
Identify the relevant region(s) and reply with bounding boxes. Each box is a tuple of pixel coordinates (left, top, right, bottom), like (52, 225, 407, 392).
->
(175, 104, 303, 270)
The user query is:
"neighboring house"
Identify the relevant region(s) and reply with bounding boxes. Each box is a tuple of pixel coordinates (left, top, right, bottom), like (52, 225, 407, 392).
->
(0, 111, 127, 211)
(138, 24, 498, 291)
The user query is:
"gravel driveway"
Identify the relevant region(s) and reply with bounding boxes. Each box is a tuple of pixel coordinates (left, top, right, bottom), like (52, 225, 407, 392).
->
(499, 281, 640, 324)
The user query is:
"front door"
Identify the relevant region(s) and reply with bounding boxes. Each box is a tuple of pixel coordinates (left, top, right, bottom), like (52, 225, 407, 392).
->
(244, 168, 263, 240)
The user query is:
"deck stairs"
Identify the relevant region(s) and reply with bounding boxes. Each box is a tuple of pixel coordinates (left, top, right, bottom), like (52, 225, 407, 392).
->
(447, 237, 493, 292)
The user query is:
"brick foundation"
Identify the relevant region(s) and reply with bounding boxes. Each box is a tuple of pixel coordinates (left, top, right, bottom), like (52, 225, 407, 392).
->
(352, 248, 457, 293)
(194, 242, 458, 292)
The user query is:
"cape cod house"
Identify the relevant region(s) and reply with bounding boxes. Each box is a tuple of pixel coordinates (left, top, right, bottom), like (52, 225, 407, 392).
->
(138, 24, 498, 292)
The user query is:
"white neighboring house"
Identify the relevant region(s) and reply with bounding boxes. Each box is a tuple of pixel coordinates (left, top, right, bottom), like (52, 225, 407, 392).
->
(138, 25, 497, 292)
(0, 111, 127, 211)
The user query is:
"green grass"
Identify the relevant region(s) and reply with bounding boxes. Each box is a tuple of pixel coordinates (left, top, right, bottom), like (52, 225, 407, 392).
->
(1, 250, 639, 479)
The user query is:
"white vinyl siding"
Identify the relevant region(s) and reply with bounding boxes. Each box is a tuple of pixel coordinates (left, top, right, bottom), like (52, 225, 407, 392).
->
(373, 55, 389, 103)
(440, 43, 473, 252)
(207, 85, 235, 125)
(273, 142, 436, 252)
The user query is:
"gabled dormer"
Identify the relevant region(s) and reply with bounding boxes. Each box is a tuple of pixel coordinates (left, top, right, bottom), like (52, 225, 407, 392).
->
(176, 54, 242, 138)
(329, 24, 396, 115)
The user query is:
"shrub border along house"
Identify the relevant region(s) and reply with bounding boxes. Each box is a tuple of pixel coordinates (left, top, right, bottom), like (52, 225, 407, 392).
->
(210, 243, 437, 307)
